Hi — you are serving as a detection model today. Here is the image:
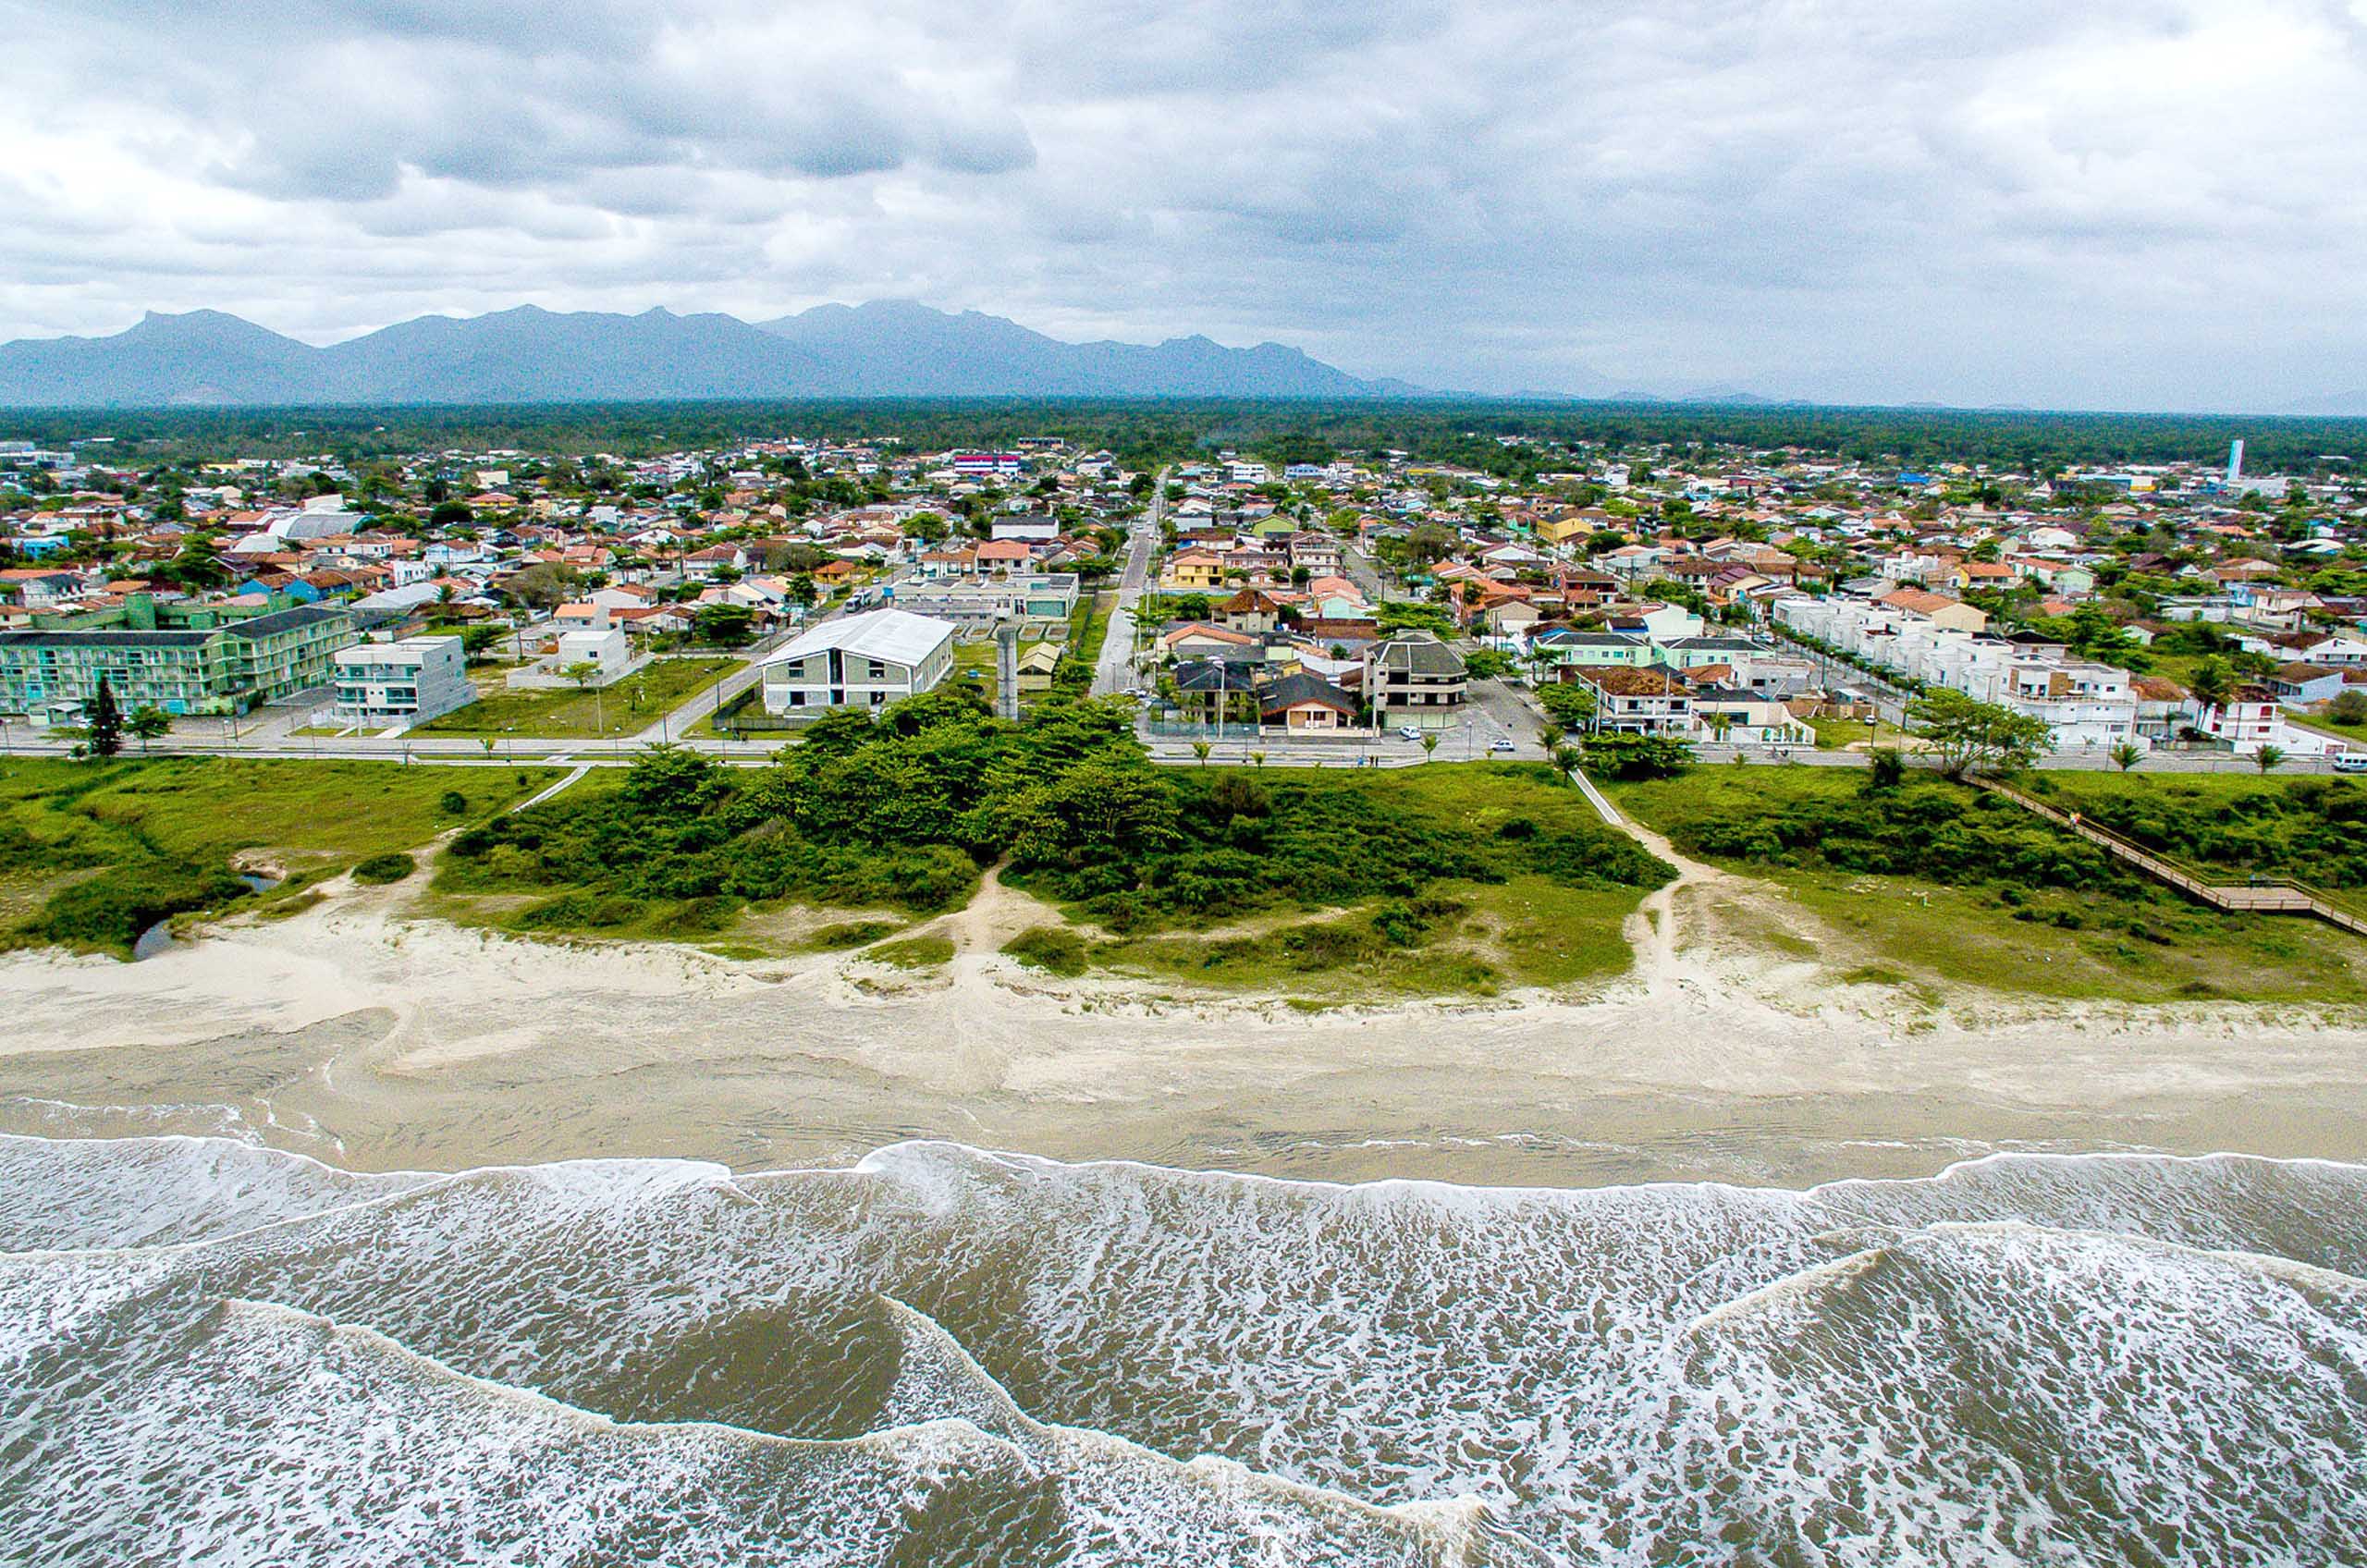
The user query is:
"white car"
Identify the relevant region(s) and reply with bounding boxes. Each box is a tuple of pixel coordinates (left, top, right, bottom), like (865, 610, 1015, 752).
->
(1489, 738, 1517, 753)
(1398, 726, 1421, 741)
(2334, 752, 2367, 773)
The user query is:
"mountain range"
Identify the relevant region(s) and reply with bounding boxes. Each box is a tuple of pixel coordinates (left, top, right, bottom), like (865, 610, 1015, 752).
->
(0, 301, 1426, 407)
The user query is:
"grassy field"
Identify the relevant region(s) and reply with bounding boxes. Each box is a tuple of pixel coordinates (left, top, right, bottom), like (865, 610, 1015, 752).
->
(0, 756, 561, 956)
(1605, 766, 2367, 1003)
(415, 657, 740, 739)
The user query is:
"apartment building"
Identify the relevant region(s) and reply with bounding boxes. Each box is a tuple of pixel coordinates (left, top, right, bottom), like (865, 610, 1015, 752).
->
(0, 605, 354, 721)
(331, 635, 472, 727)
(1775, 595, 2138, 749)
(1367, 631, 1467, 731)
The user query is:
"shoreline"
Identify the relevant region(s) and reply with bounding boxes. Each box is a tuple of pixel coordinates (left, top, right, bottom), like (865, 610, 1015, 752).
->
(5, 882, 2366, 1190)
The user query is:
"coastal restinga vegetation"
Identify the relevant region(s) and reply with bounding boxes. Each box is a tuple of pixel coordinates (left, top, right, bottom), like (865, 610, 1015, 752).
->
(438, 688, 1674, 946)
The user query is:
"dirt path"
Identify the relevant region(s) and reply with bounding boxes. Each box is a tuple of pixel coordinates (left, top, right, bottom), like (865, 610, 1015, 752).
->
(1571, 768, 1736, 993)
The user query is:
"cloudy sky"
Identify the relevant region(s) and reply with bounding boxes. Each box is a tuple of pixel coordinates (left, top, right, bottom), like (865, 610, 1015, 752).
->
(4, 0, 2364, 410)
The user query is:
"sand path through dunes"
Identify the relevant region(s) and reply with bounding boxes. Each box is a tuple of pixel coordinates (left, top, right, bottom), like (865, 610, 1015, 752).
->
(2, 889, 2364, 1187)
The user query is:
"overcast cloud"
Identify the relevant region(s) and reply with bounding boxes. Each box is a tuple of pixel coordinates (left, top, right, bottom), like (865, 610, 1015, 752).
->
(3, 0, 2364, 409)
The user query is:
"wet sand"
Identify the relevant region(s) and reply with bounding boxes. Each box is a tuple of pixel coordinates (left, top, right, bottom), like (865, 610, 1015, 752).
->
(4, 873, 2365, 1187)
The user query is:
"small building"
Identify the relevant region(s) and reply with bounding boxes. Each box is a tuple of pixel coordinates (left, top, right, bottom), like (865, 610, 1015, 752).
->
(2268, 662, 2348, 707)
(555, 628, 632, 686)
(1216, 589, 1286, 635)
(331, 635, 472, 727)
(758, 608, 955, 715)
(1013, 641, 1063, 693)
(1259, 671, 1359, 730)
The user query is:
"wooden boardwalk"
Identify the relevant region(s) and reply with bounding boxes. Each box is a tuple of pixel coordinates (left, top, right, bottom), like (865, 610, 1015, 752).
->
(1981, 781, 2367, 938)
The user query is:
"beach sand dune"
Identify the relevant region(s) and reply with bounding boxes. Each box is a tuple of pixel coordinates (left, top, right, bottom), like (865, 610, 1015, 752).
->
(3, 884, 2364, 1186)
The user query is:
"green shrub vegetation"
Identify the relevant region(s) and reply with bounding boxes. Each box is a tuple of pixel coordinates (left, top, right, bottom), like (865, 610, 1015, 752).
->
(0, 757, 555, 957)
(1003, 925, 1089, 976)
(803, 919, 902, 950)
(1609, 767, 2367, 1002)
(1652, 770, 2128, 890)
(866, 934, 955, 968)
(438, 691, 1673, 980)
(1007, 759, 1672, 933)
(350, 851, 417, 886)
(2029, 773, 2367, 891)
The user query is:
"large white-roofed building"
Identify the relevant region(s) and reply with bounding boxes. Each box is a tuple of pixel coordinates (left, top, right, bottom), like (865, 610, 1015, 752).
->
(758, 607, 955, 715)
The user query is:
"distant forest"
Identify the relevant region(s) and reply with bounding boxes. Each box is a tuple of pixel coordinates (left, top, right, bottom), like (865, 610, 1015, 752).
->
(13, 398, 2366, 479)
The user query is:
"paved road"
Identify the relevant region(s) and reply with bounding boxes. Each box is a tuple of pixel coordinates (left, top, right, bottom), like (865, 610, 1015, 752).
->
(1092, 467, 1167, 698)
(1341, 543, 1392, 604)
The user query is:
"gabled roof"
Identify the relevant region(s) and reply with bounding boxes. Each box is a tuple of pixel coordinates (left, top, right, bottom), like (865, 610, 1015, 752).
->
(1260, 671, 1356, 715)
(762, 608, 952, 670)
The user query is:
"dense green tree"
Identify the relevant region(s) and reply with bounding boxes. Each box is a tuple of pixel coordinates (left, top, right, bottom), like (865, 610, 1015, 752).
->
(1905, 689, 2054, 778)
(87, 678, 124, 758)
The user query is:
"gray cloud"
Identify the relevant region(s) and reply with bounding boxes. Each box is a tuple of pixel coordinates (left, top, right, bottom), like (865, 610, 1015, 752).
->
(1, 0, 2363, 409)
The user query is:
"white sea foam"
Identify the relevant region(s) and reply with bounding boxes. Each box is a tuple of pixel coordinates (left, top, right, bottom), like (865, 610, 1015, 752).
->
(4, 1134, 2364, 1565)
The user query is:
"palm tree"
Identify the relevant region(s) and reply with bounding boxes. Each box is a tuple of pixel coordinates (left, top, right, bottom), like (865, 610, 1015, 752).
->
(1551, 743, 1583, 777)
(2109, 741, 2142, 772)
(1190, 740, 1212, 766)
(2188, 657, 2233, 712)
(2254, 744, 2286, 773)
(1537, 722, 1564, 752)
(1420, 732, 1441, 760)
(1250, 751, 1266, 768)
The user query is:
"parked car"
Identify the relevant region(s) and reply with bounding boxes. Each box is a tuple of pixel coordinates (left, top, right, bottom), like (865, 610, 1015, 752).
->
(1489, 738, 1516, 753)
(1398, 726, 1421, 741)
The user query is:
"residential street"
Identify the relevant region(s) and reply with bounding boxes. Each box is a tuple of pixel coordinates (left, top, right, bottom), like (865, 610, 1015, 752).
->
(1092, 466, 1166, 697)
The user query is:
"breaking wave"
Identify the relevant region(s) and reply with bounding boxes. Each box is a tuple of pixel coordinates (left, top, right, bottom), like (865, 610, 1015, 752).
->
(3, 1133, 2363, 1564)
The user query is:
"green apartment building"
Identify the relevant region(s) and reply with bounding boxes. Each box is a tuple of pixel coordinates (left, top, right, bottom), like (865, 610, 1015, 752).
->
(0, 605, 355, 721)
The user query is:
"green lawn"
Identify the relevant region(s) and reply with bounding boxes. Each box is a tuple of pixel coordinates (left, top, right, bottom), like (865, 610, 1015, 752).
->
(414, 657, 741, 739)
(1604, 766, 2367, 1003)
(2287, 711, 2367, 747)
(0, 756, 563, 956)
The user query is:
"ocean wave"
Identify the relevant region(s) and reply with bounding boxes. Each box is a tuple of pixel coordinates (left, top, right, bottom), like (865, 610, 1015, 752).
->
(4, 1134, 2364, 1564)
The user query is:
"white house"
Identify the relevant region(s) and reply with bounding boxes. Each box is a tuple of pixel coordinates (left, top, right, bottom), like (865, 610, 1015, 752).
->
(555, 628, 631, 685)
(758, 608, 955, 715)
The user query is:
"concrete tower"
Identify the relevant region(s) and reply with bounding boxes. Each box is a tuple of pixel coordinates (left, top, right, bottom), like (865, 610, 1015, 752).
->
(993, 610, 1021, 721)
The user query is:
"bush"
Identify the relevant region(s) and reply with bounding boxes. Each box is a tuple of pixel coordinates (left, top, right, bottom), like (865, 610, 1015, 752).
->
(804, 919, 901, 950)
(17, 860, 249, 954)
(1004, 925, 1090, 976)
(868, 934, 955, 969)
(437, 790, 469, 815)
(350, 851, 417, 886)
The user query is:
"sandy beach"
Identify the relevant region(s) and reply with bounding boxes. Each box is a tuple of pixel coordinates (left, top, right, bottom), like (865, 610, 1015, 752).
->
(3, 860, 2364, 1187)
